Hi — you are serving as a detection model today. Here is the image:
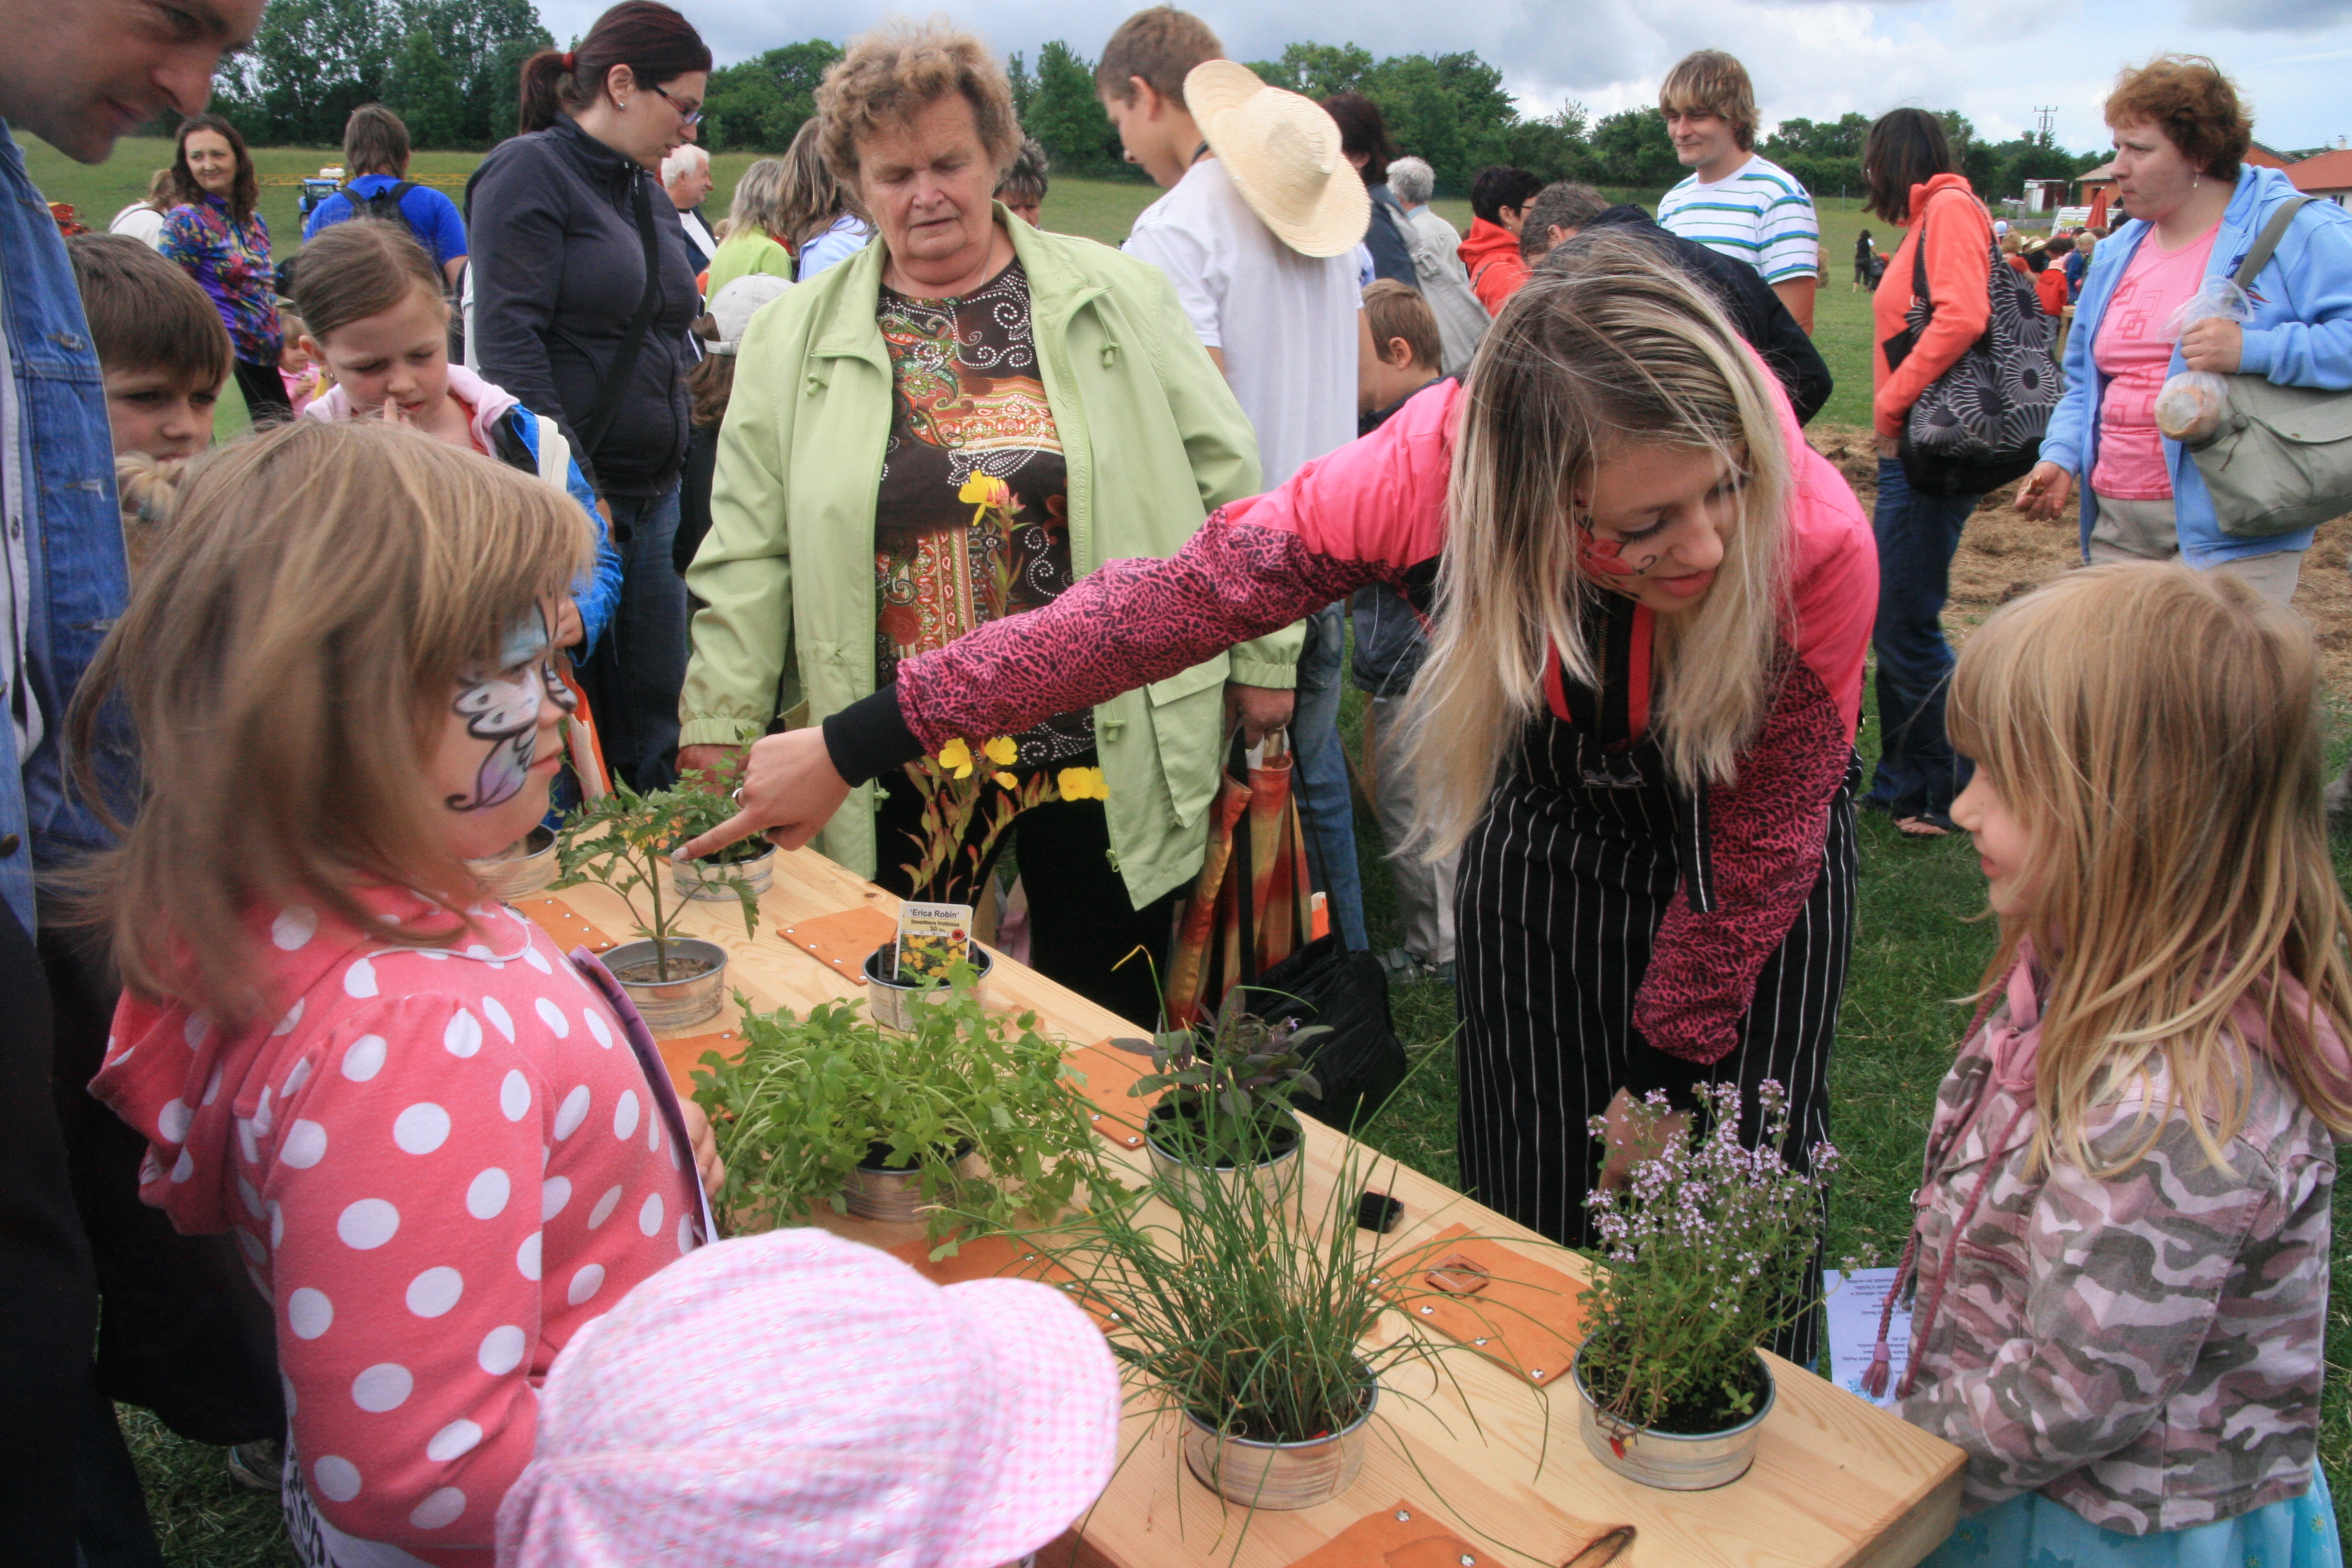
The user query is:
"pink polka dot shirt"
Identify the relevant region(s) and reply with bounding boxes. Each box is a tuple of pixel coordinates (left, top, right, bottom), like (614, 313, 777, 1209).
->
(91, 889, 708, 1560)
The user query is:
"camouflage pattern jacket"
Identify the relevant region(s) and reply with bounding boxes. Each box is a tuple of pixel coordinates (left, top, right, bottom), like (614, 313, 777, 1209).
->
(1894, 948, 2339, 1534)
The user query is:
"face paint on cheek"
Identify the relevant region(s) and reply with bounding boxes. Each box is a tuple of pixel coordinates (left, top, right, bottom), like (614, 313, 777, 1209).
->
(446, 608, 554, 812)
(1576, 523, 1660, 590)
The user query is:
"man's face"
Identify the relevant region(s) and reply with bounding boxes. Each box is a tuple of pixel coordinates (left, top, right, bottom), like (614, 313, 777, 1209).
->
(1665, 106, 1739, 176)
(667, 161, 712, 211)
(0, 0, 262, 163)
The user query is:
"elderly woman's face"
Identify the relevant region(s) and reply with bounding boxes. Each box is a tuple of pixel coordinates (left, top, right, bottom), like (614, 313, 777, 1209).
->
(860, 93, 1001, 282)
(2109, 117, 2203, 223)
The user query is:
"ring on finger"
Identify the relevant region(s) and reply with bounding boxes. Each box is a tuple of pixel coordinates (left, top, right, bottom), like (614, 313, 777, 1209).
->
(731, 787, 743, 805)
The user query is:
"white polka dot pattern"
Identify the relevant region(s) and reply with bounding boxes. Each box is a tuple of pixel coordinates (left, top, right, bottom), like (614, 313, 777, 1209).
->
(500, 1070, 531, 1122)
(443, 1010, 482, 1059)
(478, 1325, 527, 1376)
(612, 1091, 640, 1142)
(566, 1264, 605, 1305)
(535, 998, 569, 1037)
(587, 1185, 622, 1229)
(280, 1119, 327, 1169)
(312, 1455, 362, 1503)
(425, 1419, 483, 1462)
(554, 1086, 591, 1139)
(542, 1177, 572, 1222)
(392, 1103, 451, 1155)
(272, 906, 318, 950)
(351, 1362, 413, 1413)
(410, 1486, 466, 1529)
(465, 1168, 511, 1220)
(638, 1192, 663, 1238)
(341, 1034, 385, 1081)
(516, 1231, 543, 1281)
(337, 1199, 399, 1250)
(405, 1267, 463, 1318)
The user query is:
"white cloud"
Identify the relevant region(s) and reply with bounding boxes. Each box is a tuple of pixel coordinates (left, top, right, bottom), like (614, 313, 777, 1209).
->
(543, 0, 2352, 154)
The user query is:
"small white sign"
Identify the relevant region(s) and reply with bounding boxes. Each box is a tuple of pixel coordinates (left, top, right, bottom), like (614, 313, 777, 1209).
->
(1823, 1267, 1911, 1410)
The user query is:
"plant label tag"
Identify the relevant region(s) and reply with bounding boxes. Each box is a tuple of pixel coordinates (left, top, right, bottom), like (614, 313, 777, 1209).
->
(895, 901, 974, 983)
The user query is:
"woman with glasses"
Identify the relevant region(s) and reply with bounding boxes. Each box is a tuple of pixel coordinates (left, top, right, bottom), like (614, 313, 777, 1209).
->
(465, 0, 711, 790)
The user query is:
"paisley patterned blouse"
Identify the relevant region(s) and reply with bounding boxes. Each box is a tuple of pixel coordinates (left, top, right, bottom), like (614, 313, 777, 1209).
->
(872, 258, 1088, 767)
(160, 194, 281, 364)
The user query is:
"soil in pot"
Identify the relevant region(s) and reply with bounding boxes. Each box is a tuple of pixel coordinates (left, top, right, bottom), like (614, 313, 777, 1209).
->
(613, 952, 720, 986)
(1145, 1100, 1302, 1170)
(1577, 1331, 1774, 1436)
(679, 833, 773, 867)
(859, 1137, 976, 1172)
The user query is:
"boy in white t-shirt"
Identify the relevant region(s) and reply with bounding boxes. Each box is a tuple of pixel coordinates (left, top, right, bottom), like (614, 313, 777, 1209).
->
(1095, 8, 1374, 953)
(1653, 50, 1820, 334)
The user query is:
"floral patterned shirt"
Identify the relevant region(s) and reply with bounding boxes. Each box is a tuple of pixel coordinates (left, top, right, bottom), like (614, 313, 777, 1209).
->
(160, 194, 281, 364)
(874, 259, 1089, 768)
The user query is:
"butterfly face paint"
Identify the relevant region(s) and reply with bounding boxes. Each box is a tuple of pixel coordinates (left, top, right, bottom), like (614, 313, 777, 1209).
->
(446, 606, 571, 812)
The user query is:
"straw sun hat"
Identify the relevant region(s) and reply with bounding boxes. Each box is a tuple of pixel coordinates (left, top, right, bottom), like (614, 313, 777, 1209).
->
(1183, 59, 1369, 259)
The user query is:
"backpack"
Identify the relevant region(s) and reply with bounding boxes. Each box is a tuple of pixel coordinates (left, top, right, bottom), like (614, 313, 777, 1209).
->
(342, 180, 417, 225)
(1377, 194, 1491, 382)
(1883, 193, 2060, 497)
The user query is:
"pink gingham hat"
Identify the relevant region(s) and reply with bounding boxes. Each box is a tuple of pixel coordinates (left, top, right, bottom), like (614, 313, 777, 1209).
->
(495, 1228, 1121, 1567)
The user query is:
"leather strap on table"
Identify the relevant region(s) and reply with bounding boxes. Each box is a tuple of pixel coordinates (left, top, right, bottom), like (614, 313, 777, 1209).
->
(1376, 1224, 1590, 1388)
(1280, 1500, 1632, 1568)
(776, 906, 898, 978)
(515, 895, 621, 956)
(884, 1232, 1121, 1334)
(1065, 1040, 1161, 1149)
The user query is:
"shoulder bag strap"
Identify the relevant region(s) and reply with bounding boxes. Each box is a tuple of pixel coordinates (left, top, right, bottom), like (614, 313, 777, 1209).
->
(573, 174, 664, 460)
(2230, 195, 2314, 290)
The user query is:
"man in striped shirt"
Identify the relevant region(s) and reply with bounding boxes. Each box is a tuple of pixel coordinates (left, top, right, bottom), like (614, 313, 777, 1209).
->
(1653, 50, 1820, 333)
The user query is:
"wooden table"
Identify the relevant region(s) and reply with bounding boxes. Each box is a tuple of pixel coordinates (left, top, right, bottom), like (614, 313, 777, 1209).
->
(554, 846, 1964, 1568)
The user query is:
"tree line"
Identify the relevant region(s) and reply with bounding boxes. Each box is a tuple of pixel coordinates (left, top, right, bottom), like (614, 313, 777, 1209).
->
(191, 1, 2108, 204)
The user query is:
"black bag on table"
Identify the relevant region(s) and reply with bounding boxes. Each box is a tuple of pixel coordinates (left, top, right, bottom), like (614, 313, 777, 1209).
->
(1247, 934, 1408, 1133)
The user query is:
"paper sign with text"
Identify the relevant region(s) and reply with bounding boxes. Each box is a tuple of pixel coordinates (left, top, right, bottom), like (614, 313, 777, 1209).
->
(894, 901, 975, 984)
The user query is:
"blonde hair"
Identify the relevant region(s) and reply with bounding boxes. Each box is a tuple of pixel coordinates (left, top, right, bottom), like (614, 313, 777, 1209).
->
(776, 118, 859, 249)
(68, 419, 591, 1022)
(114, 452, 189, 582)
(290, 220, 444, 345)
(1658, 50, 1758, 151)
(817, 19, 1022, 193)
(1947, 563, 2352, 1175)
(725, 157, 790, 241)
(1405, 235, 1790, 856)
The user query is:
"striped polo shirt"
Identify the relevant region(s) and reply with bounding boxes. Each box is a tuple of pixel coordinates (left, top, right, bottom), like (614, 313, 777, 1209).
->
(1655, 154, 1821, 284)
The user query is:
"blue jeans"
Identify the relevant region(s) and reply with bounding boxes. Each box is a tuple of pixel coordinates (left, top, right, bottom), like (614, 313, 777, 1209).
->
(581, 485, 688, 791)
(1864, 458, 1977, 820)
(1291, 604, 1368, 952)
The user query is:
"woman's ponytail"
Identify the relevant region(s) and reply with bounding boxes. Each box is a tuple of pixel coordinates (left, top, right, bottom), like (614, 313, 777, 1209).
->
(513, 3, 711, 137)
(517, 48, 572, 136)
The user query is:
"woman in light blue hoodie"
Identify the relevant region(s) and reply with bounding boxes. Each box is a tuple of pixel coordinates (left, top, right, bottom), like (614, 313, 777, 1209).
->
(2019, 56, 2352, 604)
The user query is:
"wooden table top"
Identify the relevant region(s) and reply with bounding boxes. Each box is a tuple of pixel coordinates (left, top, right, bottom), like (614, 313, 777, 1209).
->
(553, 843, 1964, 1568)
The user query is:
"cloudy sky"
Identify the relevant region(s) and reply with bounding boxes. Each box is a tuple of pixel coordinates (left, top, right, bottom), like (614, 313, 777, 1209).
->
(543, 0, 2352, 154)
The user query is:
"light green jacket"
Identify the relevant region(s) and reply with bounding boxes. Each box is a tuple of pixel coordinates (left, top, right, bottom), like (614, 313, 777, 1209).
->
(703, 229, 794, 298)
(680, 208, 1301, 907)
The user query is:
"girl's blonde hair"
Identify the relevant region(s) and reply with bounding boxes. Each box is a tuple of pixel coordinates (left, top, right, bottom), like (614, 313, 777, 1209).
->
(725, 156, 790, 242)
(1947, 563, 2352, 1173)
(68, 419, 591, 1022)
(776, 114, 861, 249)
(1405, 234, 1791, 856)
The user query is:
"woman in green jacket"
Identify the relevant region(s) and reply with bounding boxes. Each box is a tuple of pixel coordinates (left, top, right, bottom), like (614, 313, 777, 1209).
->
(677, 20, 1299, 1024)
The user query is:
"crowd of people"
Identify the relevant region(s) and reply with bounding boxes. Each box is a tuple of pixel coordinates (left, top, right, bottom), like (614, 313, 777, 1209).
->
(5, 0, 2352, 1564)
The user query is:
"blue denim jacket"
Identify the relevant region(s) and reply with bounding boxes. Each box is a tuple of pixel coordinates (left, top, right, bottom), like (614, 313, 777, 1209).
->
(2041, 165, 2352, 567)
(1, 123, 134, 932)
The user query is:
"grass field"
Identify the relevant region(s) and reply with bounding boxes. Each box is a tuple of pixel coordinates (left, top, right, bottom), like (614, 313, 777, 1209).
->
(13, 130, 2345, 1562)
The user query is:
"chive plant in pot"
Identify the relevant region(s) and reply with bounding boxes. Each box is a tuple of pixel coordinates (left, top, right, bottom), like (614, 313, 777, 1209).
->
(1571, 1080, 1836, 1491)
(1022, 1134, 1449, 1513)
(1120, 987, 1326, 1204)
(669, 740, 777, 902)
(555, 783, 759, 1029)
(690, 982, 1096, 1246)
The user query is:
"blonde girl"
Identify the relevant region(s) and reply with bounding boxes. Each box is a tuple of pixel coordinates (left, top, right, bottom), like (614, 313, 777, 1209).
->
(701, 155, 795, 296)
(77, 420, 722, 1561)
(1875, 563, 2351, 1567)
(693, 237, 1879, 1359)
(291, 220, 622, 663)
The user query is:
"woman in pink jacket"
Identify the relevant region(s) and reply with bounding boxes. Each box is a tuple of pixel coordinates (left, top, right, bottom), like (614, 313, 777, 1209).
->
(694, 238, 1877, 1362)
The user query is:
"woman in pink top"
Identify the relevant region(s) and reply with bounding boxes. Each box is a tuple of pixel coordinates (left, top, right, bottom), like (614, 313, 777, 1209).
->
(689, 238, 1877, 1366)
(74, 420, 722, 1564)
(2020, 56, 2352, 604)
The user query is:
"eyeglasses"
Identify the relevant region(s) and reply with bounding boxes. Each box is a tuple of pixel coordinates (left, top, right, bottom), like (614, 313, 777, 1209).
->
(647, 83, 702, 128)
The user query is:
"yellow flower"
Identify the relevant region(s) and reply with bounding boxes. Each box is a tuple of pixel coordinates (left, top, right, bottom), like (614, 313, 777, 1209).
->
(993, 771, 1019, 789)
(957, 474, 994, 505)
(936, 737, 974, 779)
(982, 735, 1019, 766)
(1056, 765, 1108, 801)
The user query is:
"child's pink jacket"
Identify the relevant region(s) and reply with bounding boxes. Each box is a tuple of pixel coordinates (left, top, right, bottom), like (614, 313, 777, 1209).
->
(91, 890, 707, 1561)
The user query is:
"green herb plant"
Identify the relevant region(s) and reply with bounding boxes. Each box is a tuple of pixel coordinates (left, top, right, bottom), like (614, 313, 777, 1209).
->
(1122, 985, 1327, 1169)
(555, 782, 758, 981)
(1575, 1080, 1837, 1436)
(673, 725, 772, 867)
(691, 978, 1100, 1250)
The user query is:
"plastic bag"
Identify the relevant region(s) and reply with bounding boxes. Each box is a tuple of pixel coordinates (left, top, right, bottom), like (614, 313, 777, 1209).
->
(2155, 279, 2252, 445)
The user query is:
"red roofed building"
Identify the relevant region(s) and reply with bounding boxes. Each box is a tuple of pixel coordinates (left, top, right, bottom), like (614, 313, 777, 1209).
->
(2287, 149, 2352, 203)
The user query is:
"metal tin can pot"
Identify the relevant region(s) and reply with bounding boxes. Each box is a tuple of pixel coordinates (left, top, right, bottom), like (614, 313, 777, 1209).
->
(604, 938, 730, 1030)
(862, 943, 992, 1033)
(1179, 1376, 1377, 1509)
(840, 1141, 980, 1224)
(1572, 1344, 1775, 1491)
(468, 825, 558, 901)
(669, 838, 776, 903)
(1143, 1103, 1304, 1208)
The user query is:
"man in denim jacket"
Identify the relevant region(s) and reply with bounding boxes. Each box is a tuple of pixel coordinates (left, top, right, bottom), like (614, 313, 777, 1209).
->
(0, 1, 260, 1559)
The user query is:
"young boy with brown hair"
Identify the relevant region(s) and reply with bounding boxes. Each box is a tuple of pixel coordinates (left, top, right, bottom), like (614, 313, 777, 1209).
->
(66, 232, 230, 465)
(1653, 50, 1820, 333)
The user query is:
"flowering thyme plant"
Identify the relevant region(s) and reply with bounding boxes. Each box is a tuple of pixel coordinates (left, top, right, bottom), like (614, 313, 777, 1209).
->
(1576, 1080, 1836, 1436)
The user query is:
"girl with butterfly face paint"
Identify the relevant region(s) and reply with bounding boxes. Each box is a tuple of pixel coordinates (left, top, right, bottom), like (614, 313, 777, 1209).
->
(431, 601, 579, 855)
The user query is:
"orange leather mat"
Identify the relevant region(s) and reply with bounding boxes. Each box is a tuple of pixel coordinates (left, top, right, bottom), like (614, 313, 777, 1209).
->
(776, 906, 897, 979)
(1282, 1500, 1632, 1568)
(655, 1027, 746, 1099)
(1065, 1039, 1161, 1149)
(515, 895, 621, 956)
(1375, 1223, 1590, 1388)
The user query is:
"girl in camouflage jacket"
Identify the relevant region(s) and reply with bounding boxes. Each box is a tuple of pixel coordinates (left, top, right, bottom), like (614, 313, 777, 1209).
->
(1873, 563, 2352, 1567)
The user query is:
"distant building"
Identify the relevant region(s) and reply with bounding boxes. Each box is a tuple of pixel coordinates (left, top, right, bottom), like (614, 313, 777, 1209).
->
(2287, 148, 2352, 205)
